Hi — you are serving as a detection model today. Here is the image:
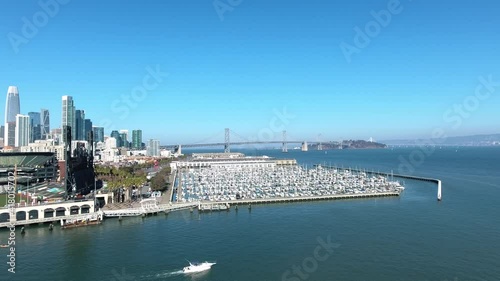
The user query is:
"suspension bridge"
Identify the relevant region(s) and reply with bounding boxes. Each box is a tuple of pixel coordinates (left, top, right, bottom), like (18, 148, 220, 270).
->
(161, 128, 326, 153)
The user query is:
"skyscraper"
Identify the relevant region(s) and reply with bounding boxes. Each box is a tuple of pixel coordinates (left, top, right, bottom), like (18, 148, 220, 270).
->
(110, 130, 122, 147)
(147, 139, 160, 157)
(41, 109, 50, 140)
(28, 112, 42, 143)
(132, 129, 143, 149)
(119, 132, 128, 148)
(92, 126, 104, 143)
(84, 119, 93, 141)
(119, 130, 128, 142)
(15, 114, 30, 147)
(75, 109, 85, 140)
(62, 96, 75, 142)
(4, 86, 20, 147)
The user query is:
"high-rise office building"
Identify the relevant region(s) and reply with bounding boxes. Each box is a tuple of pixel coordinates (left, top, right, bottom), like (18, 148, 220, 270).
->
(110, 130, 122, 147)
(62, 95, 75, 142)
(84, 119, 92, 141)
(119, 129, 128, 142)
(28, 112, 42, 143)
(41, 109, 50, 140)
(4, 86, 20, 147)
(147, 139, 160, 157)
(92, 126, 104, 143)
(132, 130, 143, 149)
(119, 132, 128, 148)
(75, 109, 85, 140)
(15, 114, 30, 147)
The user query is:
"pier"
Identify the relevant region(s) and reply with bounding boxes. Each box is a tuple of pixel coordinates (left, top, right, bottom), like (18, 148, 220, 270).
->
(102, 201, 198, 217)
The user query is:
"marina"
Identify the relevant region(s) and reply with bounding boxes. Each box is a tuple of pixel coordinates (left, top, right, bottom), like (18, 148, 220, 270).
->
(318, 165, 443, 201)
(174, 154, 406, 205)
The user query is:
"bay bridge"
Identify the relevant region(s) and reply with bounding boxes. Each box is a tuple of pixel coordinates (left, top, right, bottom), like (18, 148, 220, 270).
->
(161, 128, 326, 154)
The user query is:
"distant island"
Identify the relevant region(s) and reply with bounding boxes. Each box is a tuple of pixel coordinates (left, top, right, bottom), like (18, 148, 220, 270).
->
(309, 140, 387, 150)
(382, 133, 500, 147)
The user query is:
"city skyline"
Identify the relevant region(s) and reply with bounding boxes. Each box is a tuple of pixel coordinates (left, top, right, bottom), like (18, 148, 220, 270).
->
(1, 1, 499, 144)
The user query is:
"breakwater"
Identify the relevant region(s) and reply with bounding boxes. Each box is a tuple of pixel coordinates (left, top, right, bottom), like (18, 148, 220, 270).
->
(317, 165, 442, 200)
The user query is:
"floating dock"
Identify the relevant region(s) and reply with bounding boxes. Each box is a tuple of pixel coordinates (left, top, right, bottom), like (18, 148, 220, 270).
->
(217, 191, 401, 206)
(198, 203, 230, 212)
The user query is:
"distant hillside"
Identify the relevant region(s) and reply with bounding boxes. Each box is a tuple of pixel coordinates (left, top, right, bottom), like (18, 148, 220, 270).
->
(382, 134, 500, 146)
(310, 140, 387, 150)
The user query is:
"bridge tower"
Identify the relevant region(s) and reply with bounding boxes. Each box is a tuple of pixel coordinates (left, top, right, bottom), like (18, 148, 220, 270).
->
(301, 141, 308, 152)
(175, 145, 182, 155)
(224, 128, 230, 153)
(282, 130, 288, 153)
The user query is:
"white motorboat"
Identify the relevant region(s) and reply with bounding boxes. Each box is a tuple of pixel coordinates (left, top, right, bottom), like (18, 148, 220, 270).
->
(183, 261, 216, 274)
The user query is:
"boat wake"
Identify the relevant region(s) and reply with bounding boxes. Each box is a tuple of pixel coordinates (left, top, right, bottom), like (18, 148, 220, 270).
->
(138, 270, 183, 280)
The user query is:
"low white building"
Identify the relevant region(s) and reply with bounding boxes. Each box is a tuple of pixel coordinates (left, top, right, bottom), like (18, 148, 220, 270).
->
(106, 137, 117, 149)
(128, 150, 147, 157)
(99, 148, 121, 163)
(160, 149, 171, 158)
(20, 139, 65, 160)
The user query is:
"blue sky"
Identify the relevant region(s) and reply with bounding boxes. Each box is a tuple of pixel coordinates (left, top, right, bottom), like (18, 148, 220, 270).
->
(0, 0, 499, 144)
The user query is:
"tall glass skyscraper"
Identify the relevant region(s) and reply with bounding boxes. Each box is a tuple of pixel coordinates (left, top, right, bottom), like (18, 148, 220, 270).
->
(62, 95, 75, 142)
(92, 126, 104, 143)
(28, 112, 42, 143)
(84, 119, 92, 141)
(41, 109, 50, 140)
(110, 130, 122, 147)
(132, 129, 143, 149)
(75, 109, 85, 140)
(4, 86, 20, 147)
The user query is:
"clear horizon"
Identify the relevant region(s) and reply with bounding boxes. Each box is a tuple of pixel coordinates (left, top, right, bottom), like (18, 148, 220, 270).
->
(1, 0, 499, 144)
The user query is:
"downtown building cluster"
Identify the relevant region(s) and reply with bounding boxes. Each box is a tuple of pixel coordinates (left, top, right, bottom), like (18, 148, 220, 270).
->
(1, 86, 164, 161)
